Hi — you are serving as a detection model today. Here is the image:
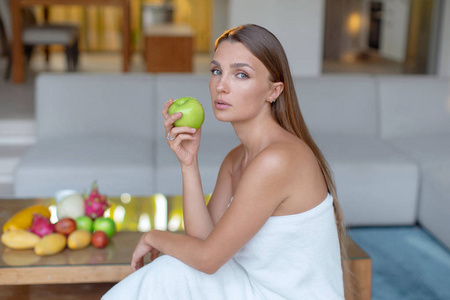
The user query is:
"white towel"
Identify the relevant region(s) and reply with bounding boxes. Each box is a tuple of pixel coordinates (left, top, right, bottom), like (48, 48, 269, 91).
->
(102, 193, 344, 299)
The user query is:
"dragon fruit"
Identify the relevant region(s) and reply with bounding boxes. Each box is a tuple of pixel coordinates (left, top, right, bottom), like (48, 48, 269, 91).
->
(30, 213, 55, 237)
(84, 181, 109, 219)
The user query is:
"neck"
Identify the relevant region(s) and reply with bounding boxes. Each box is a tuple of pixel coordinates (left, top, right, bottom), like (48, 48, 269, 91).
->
(231, 110, 282, 161)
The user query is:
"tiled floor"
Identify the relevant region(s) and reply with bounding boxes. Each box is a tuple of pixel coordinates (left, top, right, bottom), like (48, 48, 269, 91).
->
(322, 51, 407, 74)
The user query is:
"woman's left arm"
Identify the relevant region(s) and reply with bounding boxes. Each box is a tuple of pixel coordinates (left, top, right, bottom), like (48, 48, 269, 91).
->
(132, 147, 292, 274)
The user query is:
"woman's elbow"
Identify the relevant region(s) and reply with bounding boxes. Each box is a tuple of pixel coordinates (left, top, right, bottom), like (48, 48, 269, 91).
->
(197, 251, 223, 275)
(199, 262, 221, 275)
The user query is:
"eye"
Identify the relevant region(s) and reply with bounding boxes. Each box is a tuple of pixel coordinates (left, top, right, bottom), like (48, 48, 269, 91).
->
(211, 68, 221, 75)
(236, 72, 249, 79)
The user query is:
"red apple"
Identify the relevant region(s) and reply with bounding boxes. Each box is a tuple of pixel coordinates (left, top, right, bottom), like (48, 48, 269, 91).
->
(55, 218, 77, 236)
(91, 231, 108, 249)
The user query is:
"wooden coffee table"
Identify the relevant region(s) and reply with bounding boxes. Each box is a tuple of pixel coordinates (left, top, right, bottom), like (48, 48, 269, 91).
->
(0, 195, 371, 299)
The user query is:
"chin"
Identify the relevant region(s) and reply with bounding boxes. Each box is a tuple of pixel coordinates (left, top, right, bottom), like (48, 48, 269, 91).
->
(213, 110, 231, 123)
(214, 113, 232, 122)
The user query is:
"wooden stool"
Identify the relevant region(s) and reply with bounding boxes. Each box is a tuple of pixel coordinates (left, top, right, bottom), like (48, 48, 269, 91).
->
(144, 24, 194, 73)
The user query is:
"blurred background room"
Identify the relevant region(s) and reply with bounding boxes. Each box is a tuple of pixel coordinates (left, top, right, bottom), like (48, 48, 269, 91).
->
(1, 1, 450, 299)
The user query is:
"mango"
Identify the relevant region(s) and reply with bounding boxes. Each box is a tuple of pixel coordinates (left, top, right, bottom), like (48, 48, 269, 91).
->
(1, 229, 41, 250)
(67, 230, 91, 250)
(34, 233, 66, 256)
(3, 205, 51, 233)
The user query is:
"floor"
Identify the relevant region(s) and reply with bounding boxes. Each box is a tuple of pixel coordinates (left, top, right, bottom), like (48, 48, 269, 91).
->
(322, 51, 408, 74)
(349, 226, 450, 300)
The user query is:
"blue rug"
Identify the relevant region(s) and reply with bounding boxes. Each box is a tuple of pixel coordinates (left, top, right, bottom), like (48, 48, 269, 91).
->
(348, 226, 450, 300)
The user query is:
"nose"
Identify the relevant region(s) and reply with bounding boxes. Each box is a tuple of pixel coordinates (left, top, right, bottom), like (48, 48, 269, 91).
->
(215, 74, 229, 94)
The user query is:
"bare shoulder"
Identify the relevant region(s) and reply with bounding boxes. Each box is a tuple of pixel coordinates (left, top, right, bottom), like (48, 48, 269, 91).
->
(242, 140, 315, 192)
(252, 139, 318, 174)
(247, 139, 328, 215)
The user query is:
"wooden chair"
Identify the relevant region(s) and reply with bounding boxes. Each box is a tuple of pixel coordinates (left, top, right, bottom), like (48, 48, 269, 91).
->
(0, 0, 79, 80)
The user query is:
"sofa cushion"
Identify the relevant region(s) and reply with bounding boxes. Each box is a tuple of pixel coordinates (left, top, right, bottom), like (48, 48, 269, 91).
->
(314, 135, 420, 226)
(292, 75, 419, 226)
(378, 75, 450, 247)
(35, 74, 156, 139)
(385, 136, 450, 249)
(386, 135, 450, 163)
(14, 136, 154, 198)
(378, 75, 450, 139)
(14, 73, 156, 198)
(293, 75, 379, 137)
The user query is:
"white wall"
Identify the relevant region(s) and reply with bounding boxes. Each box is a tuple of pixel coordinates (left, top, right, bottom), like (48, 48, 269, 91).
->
(212, 0, 229, 52)
(379, 0, 410, 63)
(438, 0, 450, 76)
(218, 0, 324, 77)
(359, 0, 371, 51)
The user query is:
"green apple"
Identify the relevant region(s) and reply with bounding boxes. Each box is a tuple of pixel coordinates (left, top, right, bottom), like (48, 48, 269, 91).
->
(75, 216, 94, 232)
(168, 97, 205, 129)
(93, 217, 116, 238)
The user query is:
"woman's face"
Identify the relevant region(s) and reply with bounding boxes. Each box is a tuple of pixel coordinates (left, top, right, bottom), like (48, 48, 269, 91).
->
(209, 41, 281, 123)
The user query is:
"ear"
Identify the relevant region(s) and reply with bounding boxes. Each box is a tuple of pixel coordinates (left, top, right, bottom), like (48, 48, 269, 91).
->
(267, 82, 284, 103)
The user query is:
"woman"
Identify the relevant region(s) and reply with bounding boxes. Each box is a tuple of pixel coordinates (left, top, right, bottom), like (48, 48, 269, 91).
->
(103, 24, 346, 299)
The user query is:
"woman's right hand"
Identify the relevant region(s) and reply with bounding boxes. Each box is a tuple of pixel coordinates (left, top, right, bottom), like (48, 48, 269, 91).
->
(162, 99, 202, 167)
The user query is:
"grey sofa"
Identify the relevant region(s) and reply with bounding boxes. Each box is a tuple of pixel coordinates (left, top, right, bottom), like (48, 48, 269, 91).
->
(14, 74, 156, 196)
(13, 73, 450, 250)
(377, 76, 450, 249)
(293, 76, 419, 227)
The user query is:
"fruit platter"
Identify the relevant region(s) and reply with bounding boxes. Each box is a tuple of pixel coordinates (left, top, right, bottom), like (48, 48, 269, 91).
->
(0, 188, 188, 285)
(1, 182, 116, 258)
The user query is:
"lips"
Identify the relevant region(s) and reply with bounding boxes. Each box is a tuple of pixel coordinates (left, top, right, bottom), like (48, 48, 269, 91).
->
(214, 99, 231, 110)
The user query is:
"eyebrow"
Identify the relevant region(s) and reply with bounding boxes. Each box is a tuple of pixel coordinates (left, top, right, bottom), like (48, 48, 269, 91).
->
(210, 60, 255, 71)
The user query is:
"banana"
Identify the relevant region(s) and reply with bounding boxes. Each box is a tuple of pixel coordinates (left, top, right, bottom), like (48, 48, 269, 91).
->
(3, 205, 51, 233)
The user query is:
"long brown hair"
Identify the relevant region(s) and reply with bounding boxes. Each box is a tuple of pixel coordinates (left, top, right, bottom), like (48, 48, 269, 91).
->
(215, 24, 348, 276)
